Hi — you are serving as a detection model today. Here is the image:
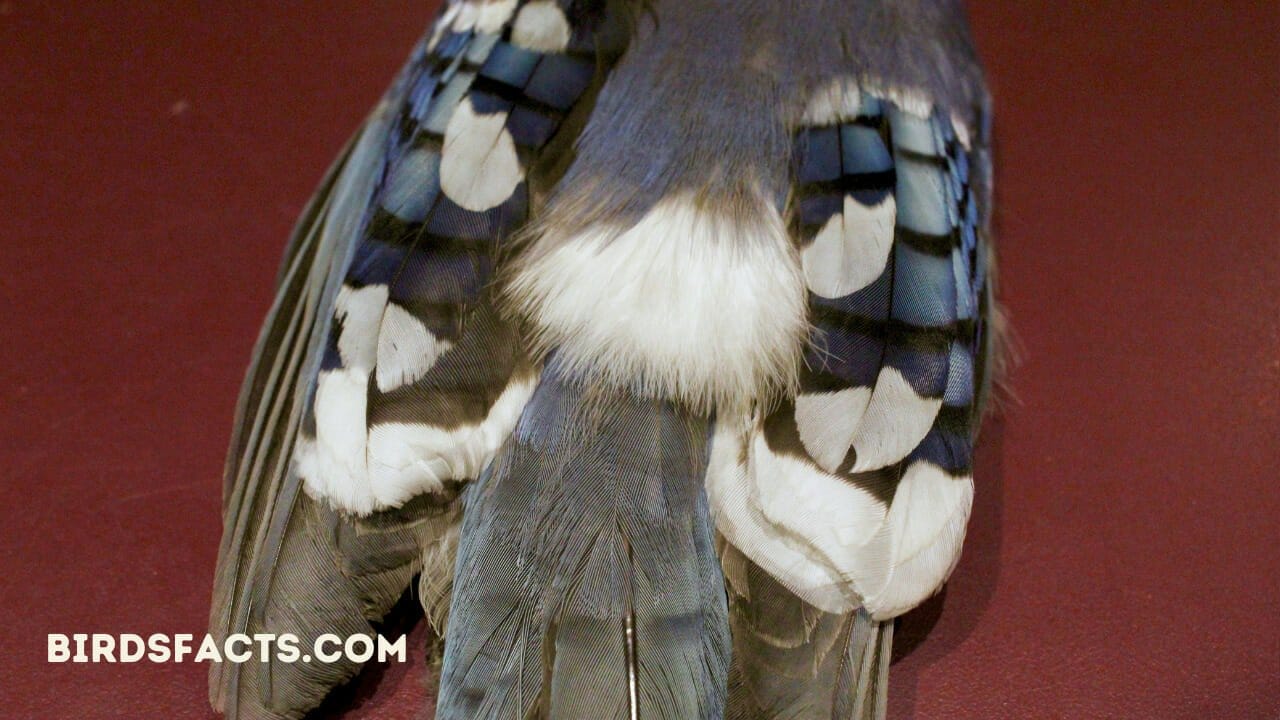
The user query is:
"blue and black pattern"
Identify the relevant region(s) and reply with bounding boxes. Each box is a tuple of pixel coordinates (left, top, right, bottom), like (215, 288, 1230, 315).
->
(312, 0, 624, 429)
(785, 95, 988, 480)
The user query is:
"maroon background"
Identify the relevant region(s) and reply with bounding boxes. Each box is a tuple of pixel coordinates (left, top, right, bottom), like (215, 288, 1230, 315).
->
(2, 2, 1277, 718)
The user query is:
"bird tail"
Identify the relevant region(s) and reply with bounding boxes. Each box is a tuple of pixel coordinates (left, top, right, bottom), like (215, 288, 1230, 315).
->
(722, 541, 892, 720)
(435, 359, 730, 719)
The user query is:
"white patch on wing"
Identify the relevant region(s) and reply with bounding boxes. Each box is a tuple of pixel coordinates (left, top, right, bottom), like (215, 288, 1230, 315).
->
(297, 281, 531, 515)
(451, 1, 480, 32)
(862, 461, 973, 620)
(334, 284, 389, 368)
(801, 77, 862, 125)
(364, 373, 536, 508)
(708, 421, 973, 620)
(707, 416, 891, 614)
(299, 370, 537, 515)
(298, 284, 389, 511)
(850, 366, 943, 472)
(440, 97, 524, 212)
(375, 303, 454, 392)
(474, 0, 518, 34)
(298, 368, 376, 513)
(505, 194, 807, 410)
(802, 194, 896, 298)
(795, 387, 873, 472)
(511, 0, 572, 53)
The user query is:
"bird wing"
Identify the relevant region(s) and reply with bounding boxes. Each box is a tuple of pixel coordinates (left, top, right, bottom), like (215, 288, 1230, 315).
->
(209, 2, 626, 717)
(711, 86, 995, 719)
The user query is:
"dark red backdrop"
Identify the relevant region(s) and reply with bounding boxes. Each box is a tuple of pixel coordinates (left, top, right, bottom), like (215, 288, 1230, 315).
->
(3, 2, 1277, 718)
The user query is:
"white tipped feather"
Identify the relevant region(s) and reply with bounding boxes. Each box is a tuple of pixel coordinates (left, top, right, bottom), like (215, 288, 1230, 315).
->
(709, 421, 973, 620)
(707, 416, 891, 615)
(298, 369, 376, 513)
(862, 462, 973, 619)
(850, 367, 942, 472)
(375, 303, 453, 392)
(801, 78, 862, 125)
(506, 194, 807, 410)
(511, 0, 572, 53)
(334, 284, 388, 368)
(794, 387, 872, 472)
(451, 1, 480, 32)
(364, 373, 536, 509)
(802, 194, 896, 298)
(474, 0, 518, 34)
(440, 97, 525, 212)
(802, 77, 967, 128)
(296, 285, 389, 513)
(299, 372, 536, 515)
(951, 111, 973, 150)
(296, 283, 531, 514)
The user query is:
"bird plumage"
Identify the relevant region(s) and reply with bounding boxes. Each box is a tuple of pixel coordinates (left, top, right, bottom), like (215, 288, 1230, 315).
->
(209, 1, 992, 718)
(438, 359, 730, 718)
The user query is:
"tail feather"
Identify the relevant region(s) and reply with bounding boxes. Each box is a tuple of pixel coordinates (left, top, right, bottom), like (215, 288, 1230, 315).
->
(723, 542, 891, 720)
(436, 361, 730, 719)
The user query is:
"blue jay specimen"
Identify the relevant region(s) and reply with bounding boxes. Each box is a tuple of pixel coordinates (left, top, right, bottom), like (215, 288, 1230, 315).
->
(209, 1, 994, 718)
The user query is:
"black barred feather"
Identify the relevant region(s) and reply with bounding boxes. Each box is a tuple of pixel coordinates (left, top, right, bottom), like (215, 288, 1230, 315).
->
(210, 2, 631, 717)
(296, 0, 629, 516)
(716, 88, 992, 720)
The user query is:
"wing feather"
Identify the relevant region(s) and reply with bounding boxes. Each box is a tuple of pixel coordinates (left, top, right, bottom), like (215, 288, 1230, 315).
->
(713, 86, 994, 719)
(210, 3, 622, 716)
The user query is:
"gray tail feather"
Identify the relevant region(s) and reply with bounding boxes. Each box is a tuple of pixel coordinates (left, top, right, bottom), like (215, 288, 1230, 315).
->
(436, 360, 730, 719)
(723, 542, 892, 720)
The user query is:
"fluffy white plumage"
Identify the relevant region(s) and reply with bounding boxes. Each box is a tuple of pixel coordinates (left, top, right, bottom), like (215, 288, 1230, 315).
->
(505, 195, 808, 411)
